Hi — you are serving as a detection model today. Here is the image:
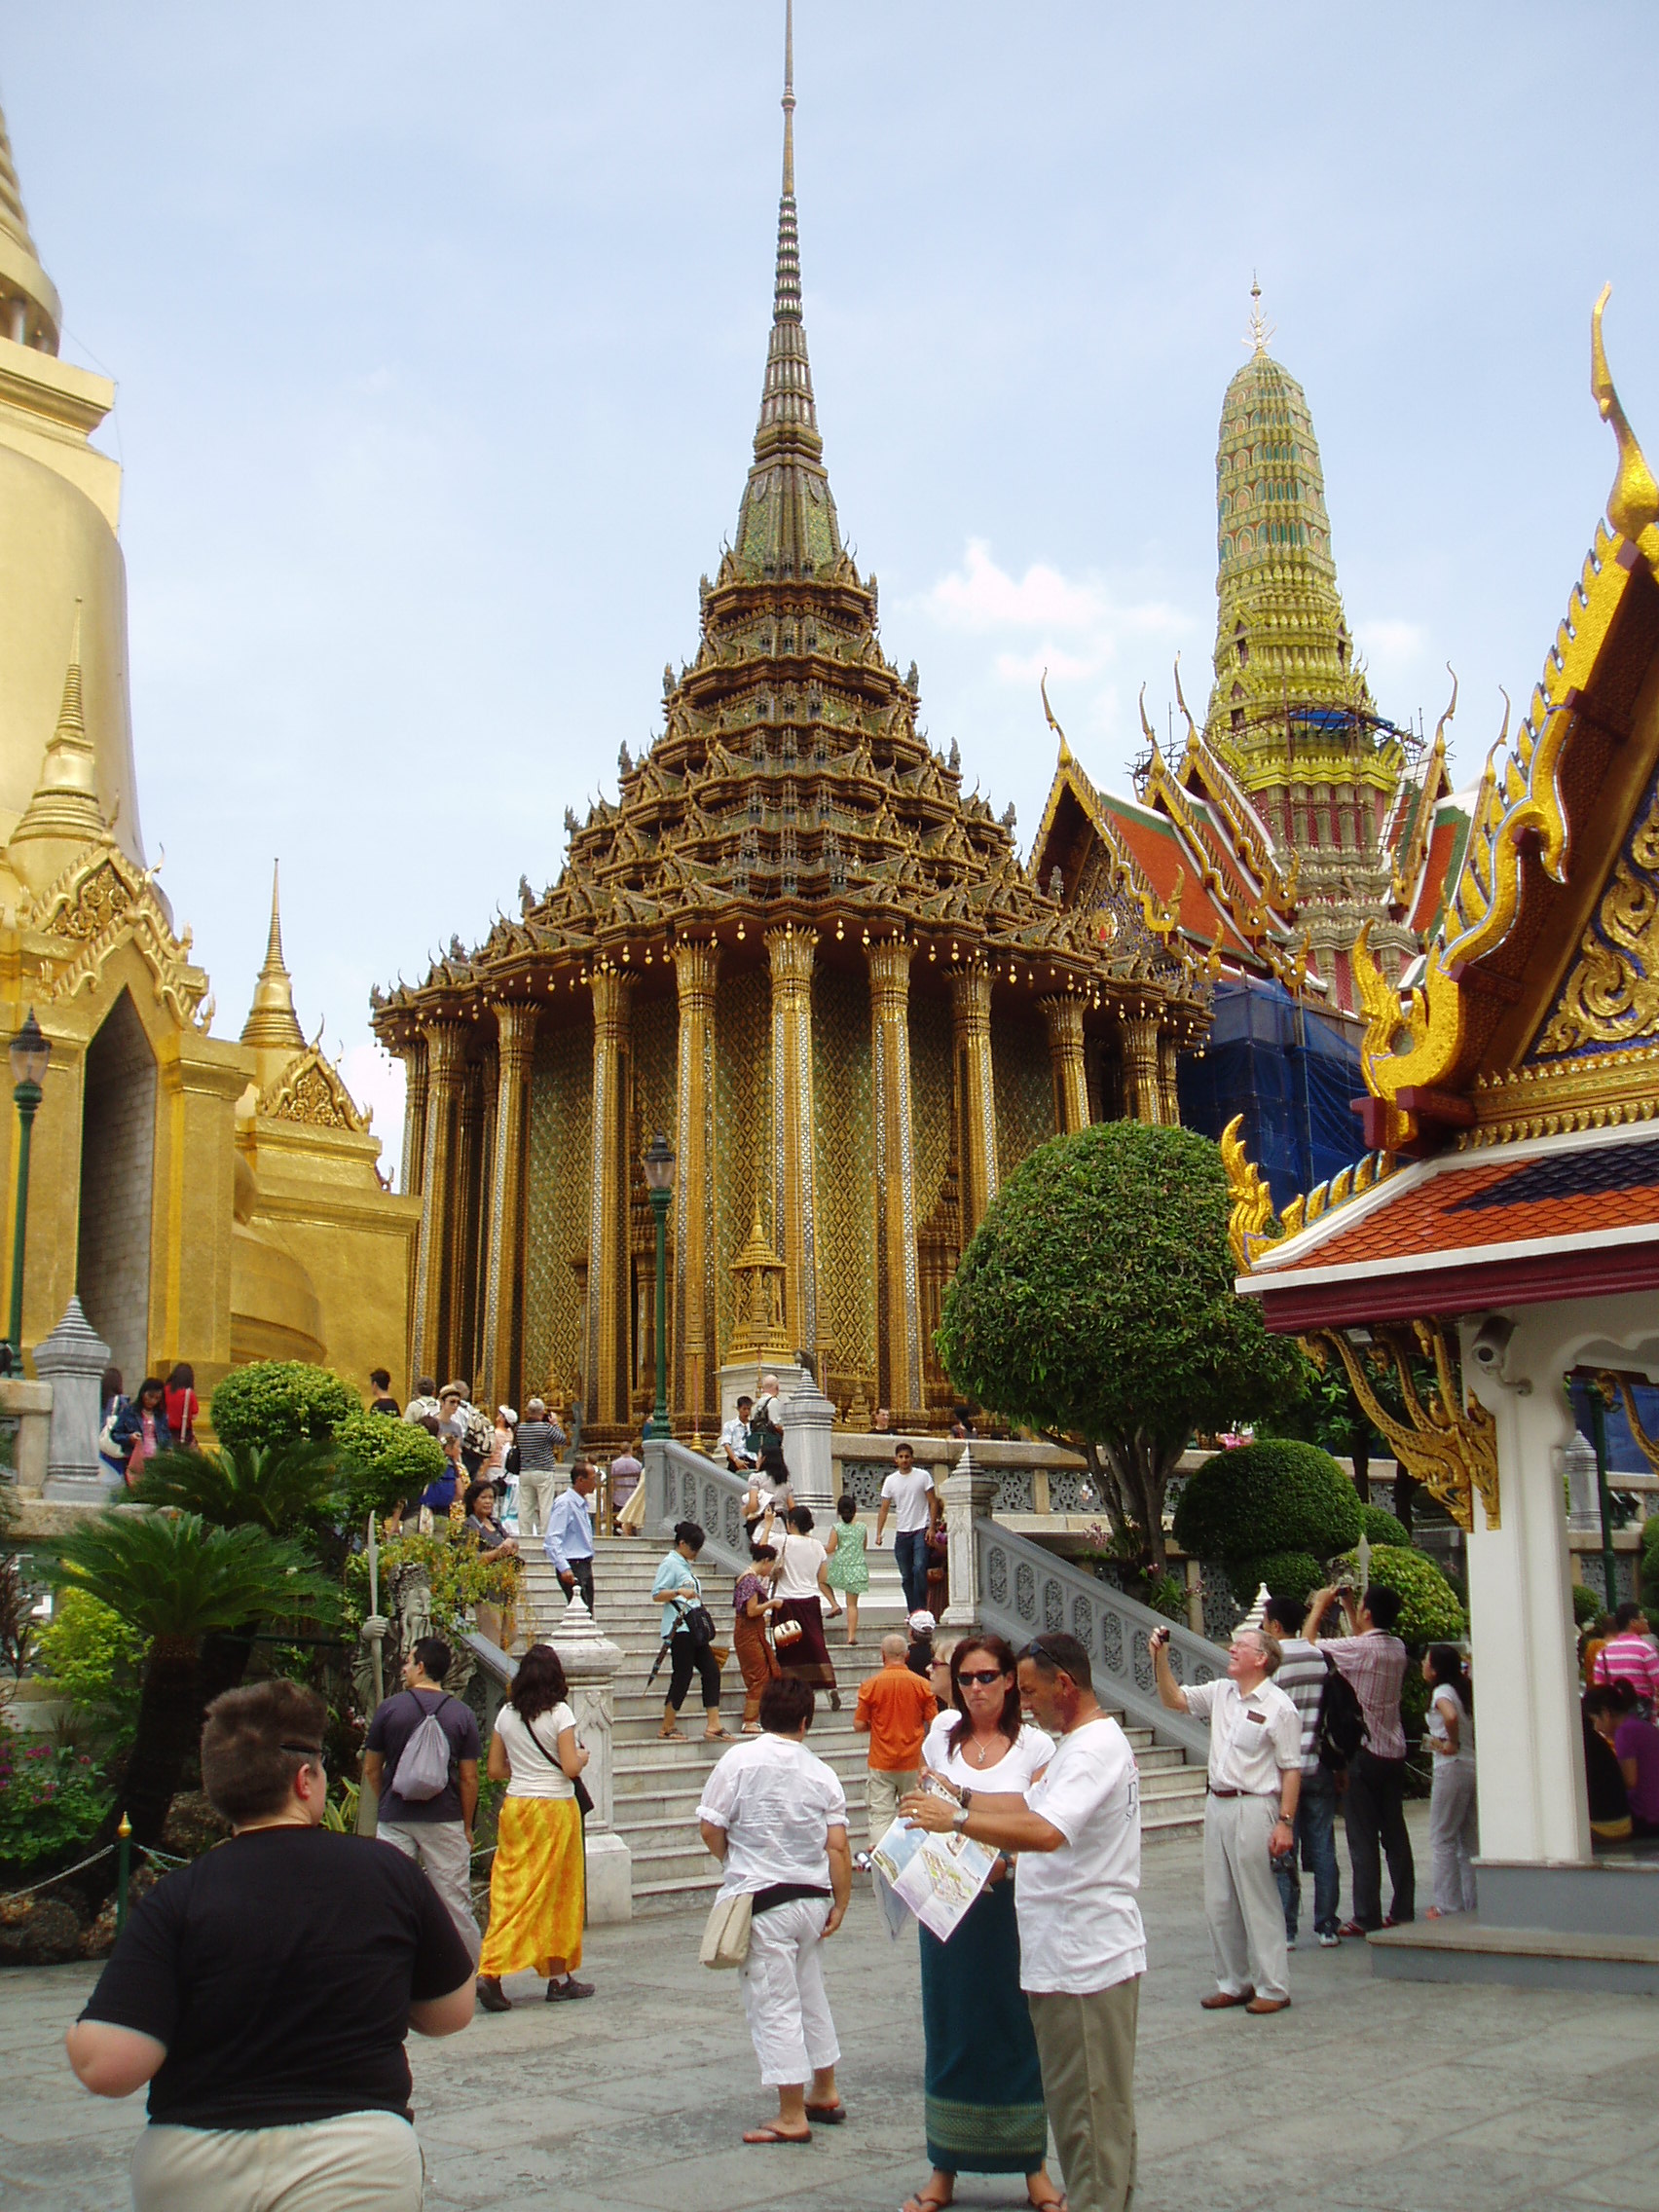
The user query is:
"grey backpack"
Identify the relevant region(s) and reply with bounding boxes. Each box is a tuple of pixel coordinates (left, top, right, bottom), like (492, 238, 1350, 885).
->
(390, 1692, 455, 1802)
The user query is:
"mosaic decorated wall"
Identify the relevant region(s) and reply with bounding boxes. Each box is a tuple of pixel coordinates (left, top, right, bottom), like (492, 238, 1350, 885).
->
(908, 981, 954, 1233)
(524, 1009, 593, 1407)
(813, 963, 875, 1390)
(714, 964, 772, 1360)
(994, 1006, 1056, 1180)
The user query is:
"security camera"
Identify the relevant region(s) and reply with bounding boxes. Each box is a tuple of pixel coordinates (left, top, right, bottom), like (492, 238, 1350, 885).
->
(1469, 1315, 1516, 1371)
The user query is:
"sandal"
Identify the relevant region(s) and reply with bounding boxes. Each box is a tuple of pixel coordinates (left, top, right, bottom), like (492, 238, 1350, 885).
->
(658, 1727, 689, 1742)
(902, 2194, 954, 2212)
(804, 2101, 846, 2123)
(704, 1726, 732, 1741)
(744, 2124, 812, 2145)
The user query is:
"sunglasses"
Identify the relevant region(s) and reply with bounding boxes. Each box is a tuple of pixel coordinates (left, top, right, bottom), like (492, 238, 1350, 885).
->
(957, 1668, 1008, 1687)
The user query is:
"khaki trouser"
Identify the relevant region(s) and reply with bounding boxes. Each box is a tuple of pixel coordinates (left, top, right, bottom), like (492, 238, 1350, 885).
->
(866, 1766, 917, 1845)
(377, 1819, 481, 1964)
(1203, 1792, 1289, 2002)
(516, 1466, 561, 1539)
(1026, 1976, 1139, 2212)
(132, 2110, 423, 2211)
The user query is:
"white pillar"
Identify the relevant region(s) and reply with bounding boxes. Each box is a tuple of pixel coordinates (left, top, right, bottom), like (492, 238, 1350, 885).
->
(550, 1592, 632, 1923)
(784, 1375, 836, 1513)
(37, 1299, 113, 1504)
(1461, 1309, 1590, 1864)
(940, 1443, 998, 1630)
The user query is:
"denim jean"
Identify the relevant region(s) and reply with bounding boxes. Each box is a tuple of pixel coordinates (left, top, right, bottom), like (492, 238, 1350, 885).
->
(1274, 1766, 1341, 1937)
(894, 1529, 930, 1615)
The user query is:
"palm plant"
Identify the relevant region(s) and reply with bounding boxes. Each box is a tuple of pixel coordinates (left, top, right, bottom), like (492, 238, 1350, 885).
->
(129, 1440, 339, 1535)
(47, 1512, 339, 1845)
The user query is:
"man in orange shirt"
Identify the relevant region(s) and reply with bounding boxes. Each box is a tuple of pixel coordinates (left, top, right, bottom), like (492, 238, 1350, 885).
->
(854, 1631, 938, 1844)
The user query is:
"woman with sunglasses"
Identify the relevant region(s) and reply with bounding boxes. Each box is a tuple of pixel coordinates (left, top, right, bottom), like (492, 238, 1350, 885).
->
(902, 1634, 1062, 2212)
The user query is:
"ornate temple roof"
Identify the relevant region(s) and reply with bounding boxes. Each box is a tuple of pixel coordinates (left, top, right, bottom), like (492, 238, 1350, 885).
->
(372, 20, 1210, 1048)
(0, 92, 59, 351)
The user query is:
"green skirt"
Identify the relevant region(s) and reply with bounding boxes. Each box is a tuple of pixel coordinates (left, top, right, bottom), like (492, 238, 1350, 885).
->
(919, 1875, 1048, 2176)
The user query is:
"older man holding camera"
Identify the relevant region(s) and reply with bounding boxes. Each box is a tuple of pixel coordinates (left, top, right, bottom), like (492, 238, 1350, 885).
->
(1151, 1620, 1302, 2014)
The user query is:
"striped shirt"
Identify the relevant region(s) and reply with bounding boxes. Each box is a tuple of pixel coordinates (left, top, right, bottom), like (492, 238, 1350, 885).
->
(1594, 1632, 1659, 1703)
(1273, 1636, 1329, 1775)
(1318, 1631, 1408, 1761)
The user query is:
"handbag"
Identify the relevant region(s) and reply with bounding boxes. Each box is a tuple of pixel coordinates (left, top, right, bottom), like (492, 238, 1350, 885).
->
(772, 1615, 803, 1649)
(699, 1887, 754, 1969)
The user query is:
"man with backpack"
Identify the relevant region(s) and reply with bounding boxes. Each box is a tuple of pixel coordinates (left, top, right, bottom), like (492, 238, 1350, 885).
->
(362, 1637, 483, 1961)
(1303, 1581, 1416, 1934)
(1263, 1595, 1354, 1949)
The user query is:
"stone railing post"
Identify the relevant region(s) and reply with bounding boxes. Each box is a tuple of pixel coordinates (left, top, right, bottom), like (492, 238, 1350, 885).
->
(941, 1442, 999, 1630)
(37, 1298, 111, 1504)
(784, 1375, 836, 1512)
(550, 1592, 632, 1924)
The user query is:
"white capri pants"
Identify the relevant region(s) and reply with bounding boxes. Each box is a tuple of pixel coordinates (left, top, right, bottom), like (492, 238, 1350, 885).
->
(738, 1894, 840, 2087)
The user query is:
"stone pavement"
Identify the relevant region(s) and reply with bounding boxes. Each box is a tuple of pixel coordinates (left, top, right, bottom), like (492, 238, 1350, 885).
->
(6, 1805, 1659, 2212)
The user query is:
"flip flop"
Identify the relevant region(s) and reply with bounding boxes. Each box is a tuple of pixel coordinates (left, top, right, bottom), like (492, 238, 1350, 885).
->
(804, 2101, 846, 2123)
(743, 2125, 813, 2145)
(657, 1729, 689, 1742)
(902, 2194, 953, 2212)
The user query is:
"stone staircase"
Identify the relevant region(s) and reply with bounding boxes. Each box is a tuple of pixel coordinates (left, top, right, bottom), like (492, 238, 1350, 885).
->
(525, 1530, 1208, 1917)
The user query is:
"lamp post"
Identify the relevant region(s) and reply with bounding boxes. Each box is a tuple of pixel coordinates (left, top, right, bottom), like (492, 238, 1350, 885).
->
(5, 1011, 50, 1372)
(642, 1130, 675, 1440)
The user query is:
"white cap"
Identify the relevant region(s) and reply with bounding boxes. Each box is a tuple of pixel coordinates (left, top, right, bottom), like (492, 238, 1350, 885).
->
(908, 1609, 936, 1634)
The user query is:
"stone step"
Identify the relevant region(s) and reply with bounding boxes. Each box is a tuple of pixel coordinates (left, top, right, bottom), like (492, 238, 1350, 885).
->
(608, 1766, 1206, 1826)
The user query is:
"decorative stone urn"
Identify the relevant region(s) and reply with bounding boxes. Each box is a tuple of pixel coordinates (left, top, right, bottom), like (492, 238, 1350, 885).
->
(37, 1298, 112, 1504)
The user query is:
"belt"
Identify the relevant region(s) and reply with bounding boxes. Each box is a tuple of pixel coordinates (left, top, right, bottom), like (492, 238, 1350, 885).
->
(1206, 1786, 1278, 1799)
(751, 1882, 831, 1917)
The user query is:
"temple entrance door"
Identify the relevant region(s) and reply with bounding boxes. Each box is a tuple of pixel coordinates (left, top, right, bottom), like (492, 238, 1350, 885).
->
(75, 988, 157, 1386)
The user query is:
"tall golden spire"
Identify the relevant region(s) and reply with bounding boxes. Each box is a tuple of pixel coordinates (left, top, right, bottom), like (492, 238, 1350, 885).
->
(0, 93, 60, 352)
(10, 605, 105, 874)
(241, 862, 306, 1056)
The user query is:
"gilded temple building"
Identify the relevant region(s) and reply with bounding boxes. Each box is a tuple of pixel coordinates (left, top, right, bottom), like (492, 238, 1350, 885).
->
(0, 95, 419, 1405)
(1033, 286, 1467, 1021)
(372, 41, 1213, 1440)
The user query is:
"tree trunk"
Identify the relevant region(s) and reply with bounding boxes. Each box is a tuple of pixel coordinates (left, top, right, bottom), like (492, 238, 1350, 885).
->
(199, 1622, 259, 1710)
(1080, 1439, 1126, 1531)
(123, 1636, 207, 1847)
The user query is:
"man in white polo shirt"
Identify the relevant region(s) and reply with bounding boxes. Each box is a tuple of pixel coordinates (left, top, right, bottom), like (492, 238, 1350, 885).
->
(903, 1629, 1143, 2212)
(873, 1441, 937, 1616)
(1151, 1620, 1302, 2014)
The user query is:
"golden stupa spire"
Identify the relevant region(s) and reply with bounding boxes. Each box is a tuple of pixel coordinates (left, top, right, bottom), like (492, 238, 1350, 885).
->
(240, 861, 306, 1054)
(11, 604, 105, 863)
(0, 92, 61, 351)
(782, 0, 795, 200)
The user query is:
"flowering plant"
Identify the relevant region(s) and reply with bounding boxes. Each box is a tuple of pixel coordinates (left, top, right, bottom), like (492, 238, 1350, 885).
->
(0, 1731, 114, 1870)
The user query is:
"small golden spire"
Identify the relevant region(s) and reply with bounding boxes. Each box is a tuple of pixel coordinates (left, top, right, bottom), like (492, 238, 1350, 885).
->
(782, 0, 795, 199)
(240, 860, 306, 1053)
(1244, 273, 1274, 357)
(11, 602, 105, 856)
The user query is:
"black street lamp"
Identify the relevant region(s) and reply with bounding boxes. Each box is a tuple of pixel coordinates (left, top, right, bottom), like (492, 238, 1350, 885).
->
(642, 1130, 675, 1440)
(6, 1010, 50, 1371)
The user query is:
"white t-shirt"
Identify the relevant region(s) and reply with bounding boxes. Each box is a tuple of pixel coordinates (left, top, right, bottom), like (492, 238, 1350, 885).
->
(697, 1732, 849, 1899)
(772, 1532, 828, 1604)
(921, 1715, 1053, 1796)
(493, 1701, 577, 1801)
(1016, 1714, 1146, 1996)
(1427, 1683, 1475, 1767)
(881, 1465, 936, 1534)
(1183, 1676, 1302, 1796)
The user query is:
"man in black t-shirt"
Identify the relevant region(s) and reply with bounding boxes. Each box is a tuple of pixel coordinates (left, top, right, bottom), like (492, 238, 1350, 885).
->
(362, 1636, 483, 1959)
(67, 1677, 474, 2211)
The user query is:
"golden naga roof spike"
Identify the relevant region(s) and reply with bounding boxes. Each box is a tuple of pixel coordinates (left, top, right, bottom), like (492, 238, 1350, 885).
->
(1040, 668, 1072, 764)
(1433, 663, 1457, 754)
(1592, 283, 1659, 569)
(1172, 653, 1199, 753)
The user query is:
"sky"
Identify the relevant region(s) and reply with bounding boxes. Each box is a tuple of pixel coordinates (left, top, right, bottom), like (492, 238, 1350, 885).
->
(5, 2, 1656, 1180)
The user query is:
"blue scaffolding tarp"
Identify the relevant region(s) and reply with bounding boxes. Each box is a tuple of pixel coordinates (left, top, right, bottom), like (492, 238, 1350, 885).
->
(1178, 977, 1365, 1213)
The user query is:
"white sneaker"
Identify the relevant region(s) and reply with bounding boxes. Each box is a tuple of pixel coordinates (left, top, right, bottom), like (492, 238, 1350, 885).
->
(1285, 1936, 1298, 1950)
(1317, 1930, 1341, 1949)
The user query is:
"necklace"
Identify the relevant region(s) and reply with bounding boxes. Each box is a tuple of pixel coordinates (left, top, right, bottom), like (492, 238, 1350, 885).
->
(966, 1733, 1002, 1769)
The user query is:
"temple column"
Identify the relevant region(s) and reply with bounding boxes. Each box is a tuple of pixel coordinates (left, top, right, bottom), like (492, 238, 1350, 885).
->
(450, 1057, 488, 1385)
(1124, 1016, 1164, 1124)
(481, 1000, 537, 1411)
(1040, 993, 1089, 1134)
(584, 965, 635, 1427)
(400, 1037, 428, 1200)
(672, 940, 719, 1420)
(867, 939, 922, 1414)
(414, 1021, 464, 1383)
(950, 959, 999, 1238)
(1158, 1031, 1183, 1126)
(766, 926, 819, 1357)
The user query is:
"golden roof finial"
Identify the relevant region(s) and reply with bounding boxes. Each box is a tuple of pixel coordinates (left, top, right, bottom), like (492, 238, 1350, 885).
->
(11, 601, 104, 856)
(1244, 272, 1274, 357)
(1591, 284, 1659, 568)
(241, 860, 306, 1052)
(782, 0, 795, 200)
(1040, 668, 1073, 764)
(0, 94, 61, 351)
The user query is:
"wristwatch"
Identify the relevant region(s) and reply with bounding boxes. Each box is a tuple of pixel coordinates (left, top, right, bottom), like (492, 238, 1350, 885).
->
(951, 1805, 971, 1834)
(959, 1787, 974, 1810)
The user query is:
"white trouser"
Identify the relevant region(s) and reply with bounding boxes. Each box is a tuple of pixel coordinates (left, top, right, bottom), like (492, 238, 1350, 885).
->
(377, 1820, 482, 1964)
(132, 2110, 423, 2211)
(516, 1467, 560, 1539)
(1428, 1758, 1480, 1914)
(1203, 1793, 1289, 2002)
(738, 1894, 840, 2087)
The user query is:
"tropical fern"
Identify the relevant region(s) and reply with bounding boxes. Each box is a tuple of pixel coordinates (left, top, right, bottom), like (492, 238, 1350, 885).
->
(129, 1441, 339, 1537)
(47, 1512, 339, 1638)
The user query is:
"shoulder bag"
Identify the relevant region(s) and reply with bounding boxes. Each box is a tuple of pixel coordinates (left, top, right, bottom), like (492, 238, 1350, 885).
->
(524, 1709, 595, 1819)
(699, 1886, 753, 1969)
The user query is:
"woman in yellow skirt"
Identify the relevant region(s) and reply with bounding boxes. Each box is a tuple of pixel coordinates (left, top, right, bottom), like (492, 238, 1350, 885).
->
(476, 1643, 593, 2009)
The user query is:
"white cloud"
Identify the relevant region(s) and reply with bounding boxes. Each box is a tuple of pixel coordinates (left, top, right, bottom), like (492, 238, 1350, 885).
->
(339, 1044, 406, 1189)
(918, 540, 1186, 678)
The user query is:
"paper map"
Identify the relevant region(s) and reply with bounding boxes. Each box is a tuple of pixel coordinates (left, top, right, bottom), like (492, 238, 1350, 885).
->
(870, 1815, 998, 1942)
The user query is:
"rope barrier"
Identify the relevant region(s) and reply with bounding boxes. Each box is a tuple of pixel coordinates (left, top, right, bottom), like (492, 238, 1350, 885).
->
(0, 1843, 114, 1901)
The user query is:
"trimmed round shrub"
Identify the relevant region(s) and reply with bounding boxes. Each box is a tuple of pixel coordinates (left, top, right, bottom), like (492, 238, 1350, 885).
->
(1332, 1543, 1465, 1643)
(1358, 1503, 1409, 1547)
(210, 1362, 358, 1454)
(1172, 1439, 1363, 1566)
(1571, 1580, 1605, 1629)
(335, 1411, 444, 1519)
(1237, 1550, 1325, 1607)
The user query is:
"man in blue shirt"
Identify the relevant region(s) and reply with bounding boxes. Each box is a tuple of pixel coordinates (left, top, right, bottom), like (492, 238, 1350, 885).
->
(544, 1463, 598, 1613)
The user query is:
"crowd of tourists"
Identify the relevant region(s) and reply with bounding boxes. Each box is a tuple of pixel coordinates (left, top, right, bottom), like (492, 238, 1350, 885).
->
(1580, 1601, 1659, 1843)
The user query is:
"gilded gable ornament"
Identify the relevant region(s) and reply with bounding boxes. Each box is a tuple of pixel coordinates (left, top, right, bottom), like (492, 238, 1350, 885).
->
(260, 1048, 368, 1133)
(1533, 779, 1659, 1057)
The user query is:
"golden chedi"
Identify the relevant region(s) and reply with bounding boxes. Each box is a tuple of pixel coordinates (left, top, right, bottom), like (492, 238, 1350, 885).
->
(373, 36, 1211, 1443)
